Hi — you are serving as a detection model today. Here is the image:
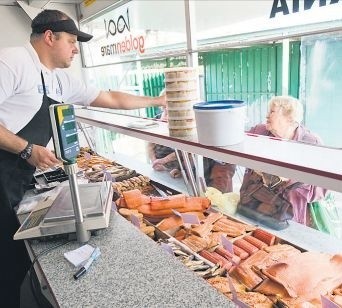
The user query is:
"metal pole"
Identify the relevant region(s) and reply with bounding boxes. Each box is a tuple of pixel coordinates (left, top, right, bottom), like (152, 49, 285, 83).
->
(175, 149, 192, 196)
(64, 163, 90, 243)
(180, 150, 199, 196)
(184, 0, 198, 67)
(77, 122, 95, 152)
(192, 153, 206, 196)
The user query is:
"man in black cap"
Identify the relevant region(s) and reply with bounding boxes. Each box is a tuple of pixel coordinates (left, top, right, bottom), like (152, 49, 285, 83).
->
(31, 9, 93, 43)
(0, 9, 165, 307)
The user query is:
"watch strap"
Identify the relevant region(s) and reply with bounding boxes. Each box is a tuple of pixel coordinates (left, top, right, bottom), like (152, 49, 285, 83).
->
(19, 143, 33, 160)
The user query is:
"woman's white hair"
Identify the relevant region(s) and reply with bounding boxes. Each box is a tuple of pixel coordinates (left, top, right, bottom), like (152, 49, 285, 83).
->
(269, 95, 303, 123)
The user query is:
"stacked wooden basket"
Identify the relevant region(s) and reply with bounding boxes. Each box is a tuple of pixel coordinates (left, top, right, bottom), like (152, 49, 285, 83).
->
(164, 67, 199, 137)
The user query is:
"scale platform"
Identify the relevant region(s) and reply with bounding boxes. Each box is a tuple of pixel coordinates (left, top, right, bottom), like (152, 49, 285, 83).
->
(14, 181, 113, 240)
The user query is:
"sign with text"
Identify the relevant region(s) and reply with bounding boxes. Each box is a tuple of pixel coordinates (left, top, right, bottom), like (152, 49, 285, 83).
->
(80, 1, 186, 66)
(80, 0, 342, 67)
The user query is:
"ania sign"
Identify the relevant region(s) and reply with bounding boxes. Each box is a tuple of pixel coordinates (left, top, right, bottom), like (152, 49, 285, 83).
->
(270, 0, 340, 18)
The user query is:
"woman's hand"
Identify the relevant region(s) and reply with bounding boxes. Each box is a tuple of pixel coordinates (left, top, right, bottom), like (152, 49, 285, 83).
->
(152, 157, 168, 171)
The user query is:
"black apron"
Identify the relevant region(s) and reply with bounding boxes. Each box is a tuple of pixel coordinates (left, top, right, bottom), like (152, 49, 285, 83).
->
(0, 72, 61, 307)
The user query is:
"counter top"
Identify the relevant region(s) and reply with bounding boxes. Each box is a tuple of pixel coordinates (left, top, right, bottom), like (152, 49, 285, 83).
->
(26, 211, 234, 308)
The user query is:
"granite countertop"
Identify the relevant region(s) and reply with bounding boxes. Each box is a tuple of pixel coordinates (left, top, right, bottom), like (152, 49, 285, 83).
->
(28, 212, 235, 308)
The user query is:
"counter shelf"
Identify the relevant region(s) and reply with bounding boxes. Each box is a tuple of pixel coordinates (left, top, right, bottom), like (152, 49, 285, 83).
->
(105, 151, 189, 195)
(75, 107, 342, 193)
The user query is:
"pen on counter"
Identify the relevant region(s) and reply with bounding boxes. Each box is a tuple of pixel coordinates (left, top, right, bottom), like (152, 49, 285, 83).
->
(73, 247, 101, 280)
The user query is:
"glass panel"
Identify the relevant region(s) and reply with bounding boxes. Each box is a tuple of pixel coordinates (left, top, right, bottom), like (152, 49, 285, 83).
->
(200, 45, 281, 129)
(194, 0, 271, 46)
(233, 163, 342, 240)
(301, 33, 342, 148)
(194, 1, 342, 50)
(80, 0, 186, 67)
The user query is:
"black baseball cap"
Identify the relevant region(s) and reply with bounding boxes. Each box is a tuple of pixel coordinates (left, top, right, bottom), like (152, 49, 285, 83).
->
(31, 19, 93, 42)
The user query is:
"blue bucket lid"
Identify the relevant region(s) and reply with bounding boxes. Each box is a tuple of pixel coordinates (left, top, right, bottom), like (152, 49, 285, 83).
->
(193, 100, 245, 110)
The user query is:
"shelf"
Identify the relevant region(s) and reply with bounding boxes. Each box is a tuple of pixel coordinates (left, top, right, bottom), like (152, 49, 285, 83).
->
(103, 152, 189, 194)
(75, 107, 342, 192)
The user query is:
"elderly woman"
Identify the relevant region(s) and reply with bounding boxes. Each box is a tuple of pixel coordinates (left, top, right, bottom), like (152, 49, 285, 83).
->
(242, 96, 326, 226)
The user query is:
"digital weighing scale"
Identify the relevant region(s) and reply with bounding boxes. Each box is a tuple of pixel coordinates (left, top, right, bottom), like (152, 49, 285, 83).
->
(14, 104, 113, 242)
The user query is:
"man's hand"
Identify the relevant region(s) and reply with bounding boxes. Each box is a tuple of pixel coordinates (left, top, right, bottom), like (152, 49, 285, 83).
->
(27, 144, 60, 170)
(91, 91, 166, 109)
(157, 92, 166, 108)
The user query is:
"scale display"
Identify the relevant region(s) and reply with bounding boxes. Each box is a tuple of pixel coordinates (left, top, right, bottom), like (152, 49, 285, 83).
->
(49, 104, 80, 163)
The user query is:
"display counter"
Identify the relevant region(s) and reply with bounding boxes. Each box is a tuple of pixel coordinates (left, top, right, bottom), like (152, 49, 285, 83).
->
(105, 151, 342, 253)
(21, 211, 233, 307)
(18, 107, 342, 307)
(104, 153, 342, 253)
(74, 107, 342, 246)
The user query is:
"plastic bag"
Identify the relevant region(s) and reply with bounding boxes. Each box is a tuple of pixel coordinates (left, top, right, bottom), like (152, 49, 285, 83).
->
(309, 193, 342, 239)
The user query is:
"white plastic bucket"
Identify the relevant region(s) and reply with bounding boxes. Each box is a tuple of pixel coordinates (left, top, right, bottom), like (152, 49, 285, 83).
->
(193, 100, 246, 146)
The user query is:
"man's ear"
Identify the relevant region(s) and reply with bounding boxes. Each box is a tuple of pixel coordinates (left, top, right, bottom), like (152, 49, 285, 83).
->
(43, 30, 55, 46)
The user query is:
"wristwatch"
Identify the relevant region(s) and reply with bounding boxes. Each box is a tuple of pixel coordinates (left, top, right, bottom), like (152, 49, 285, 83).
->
(19, 143, 33, 160)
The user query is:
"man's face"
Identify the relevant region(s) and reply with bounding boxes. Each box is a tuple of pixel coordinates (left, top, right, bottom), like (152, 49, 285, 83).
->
(51, 32, 79, 68)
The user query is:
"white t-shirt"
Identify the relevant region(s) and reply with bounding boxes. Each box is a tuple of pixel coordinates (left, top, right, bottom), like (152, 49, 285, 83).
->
(0, 43, 100, 134)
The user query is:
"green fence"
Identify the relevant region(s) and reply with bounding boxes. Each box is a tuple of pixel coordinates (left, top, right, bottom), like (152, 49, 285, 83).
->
(200, 43, 300, 127)
(143, 73, 165, 118)
(142, 56, 187, 118)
